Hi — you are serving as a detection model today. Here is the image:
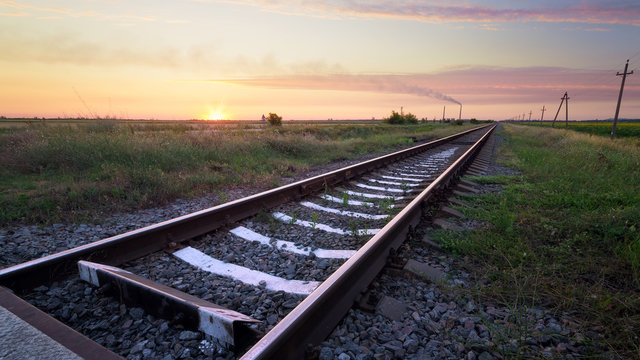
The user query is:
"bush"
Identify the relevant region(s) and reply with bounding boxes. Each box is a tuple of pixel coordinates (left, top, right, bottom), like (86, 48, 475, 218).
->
(453, 119, 464, 125)
(386, 110, 404, 124)
(404, 113, 418, 124)
(470, 118, 479, 124)
(384, 110, 419, 125)
(267, 113, 282, 126)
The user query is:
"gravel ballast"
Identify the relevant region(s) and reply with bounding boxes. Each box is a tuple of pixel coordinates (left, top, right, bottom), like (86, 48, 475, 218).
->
(7, 126, 596, 359)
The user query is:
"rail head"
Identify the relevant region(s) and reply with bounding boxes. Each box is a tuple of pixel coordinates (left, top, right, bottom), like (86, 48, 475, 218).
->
(240, 123, 497, 359)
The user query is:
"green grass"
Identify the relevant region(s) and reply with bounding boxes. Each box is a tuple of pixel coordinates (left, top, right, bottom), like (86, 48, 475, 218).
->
(0, 120, 477, 226)
(518, 120, 640, 138)
(438, 124, 640, 357)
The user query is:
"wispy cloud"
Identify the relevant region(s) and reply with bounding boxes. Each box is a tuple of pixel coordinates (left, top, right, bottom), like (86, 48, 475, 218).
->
(0, 27, 179, 68)
(208, 66, 638, 105)
(0, 25, 344, 76)
(1, 11, 26, 16)
(221, 0, 640, 27)
(213, 74, 462, 104)
(0, 1, 182, 23)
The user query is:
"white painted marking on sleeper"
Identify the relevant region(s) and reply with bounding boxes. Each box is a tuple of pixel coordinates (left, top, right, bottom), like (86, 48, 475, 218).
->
(341, 190, 401, 201)
(320, 194, 376, 207)
(354, 183, 405, 193)
(367, 179, 420, 187)
(400, 167, 433, 173)
(380, 175, 424, 182)
(272, 212, 380, 235)
(396, 172, 431, 178)
(229, 226, 356, 259)
(300, 201, 388, 220)
(173, 247, 320, 295)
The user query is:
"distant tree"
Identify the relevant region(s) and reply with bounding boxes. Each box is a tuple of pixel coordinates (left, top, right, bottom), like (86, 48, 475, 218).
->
(385, 110, 404, 124)
(404, 113, 418, 124)
(267, 112, 282, 126)
(384, 110, 419, 125)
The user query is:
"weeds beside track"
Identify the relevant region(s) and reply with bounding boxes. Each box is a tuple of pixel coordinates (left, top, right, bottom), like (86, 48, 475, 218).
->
(436, 124, 640, 358)
(0, 121, 476, 226)
(516, 120, 640, 138)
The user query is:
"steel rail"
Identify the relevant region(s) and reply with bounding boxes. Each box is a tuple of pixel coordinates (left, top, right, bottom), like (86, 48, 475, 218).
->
(0, 124, 492, 291)
(240, 124, 497, 359)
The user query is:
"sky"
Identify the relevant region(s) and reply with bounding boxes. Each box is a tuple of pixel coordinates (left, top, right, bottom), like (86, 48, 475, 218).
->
(1, 0, 639, 121)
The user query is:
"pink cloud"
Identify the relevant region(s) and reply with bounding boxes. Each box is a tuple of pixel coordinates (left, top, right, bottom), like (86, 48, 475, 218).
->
(215, 74, 463, 104)
(227, 0, 640, 26)
(0, 1, 157, 22)
(211, 66, 639, 106)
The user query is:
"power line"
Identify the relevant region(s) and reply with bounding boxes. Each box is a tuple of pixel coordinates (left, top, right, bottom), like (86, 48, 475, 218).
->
(72, 86, 97, 119)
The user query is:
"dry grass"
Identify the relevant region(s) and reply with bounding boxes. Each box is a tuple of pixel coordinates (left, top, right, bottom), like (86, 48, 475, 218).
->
(0, 121, 477, 225)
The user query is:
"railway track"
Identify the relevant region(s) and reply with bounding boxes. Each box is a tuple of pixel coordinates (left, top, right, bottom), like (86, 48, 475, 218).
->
(0, 123, 496, 359)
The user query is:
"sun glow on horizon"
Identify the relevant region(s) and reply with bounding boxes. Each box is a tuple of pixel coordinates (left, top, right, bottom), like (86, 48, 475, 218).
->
(205, 106, 228, 121)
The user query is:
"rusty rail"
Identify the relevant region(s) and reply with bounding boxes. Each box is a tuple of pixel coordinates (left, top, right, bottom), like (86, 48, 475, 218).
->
(240, 124, 497, 359)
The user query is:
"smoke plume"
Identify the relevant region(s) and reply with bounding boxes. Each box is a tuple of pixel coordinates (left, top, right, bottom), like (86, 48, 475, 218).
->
(213, 74, 462, 105)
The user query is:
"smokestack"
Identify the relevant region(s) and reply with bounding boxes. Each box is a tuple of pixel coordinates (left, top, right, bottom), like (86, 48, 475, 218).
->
(442, 106, 446, 121)
(459, 104, 462, 121)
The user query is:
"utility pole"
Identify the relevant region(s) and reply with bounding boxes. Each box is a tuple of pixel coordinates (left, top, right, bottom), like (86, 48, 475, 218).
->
(458, 104, 462, 121)
(540, 105, 546, 122)
(528, 110, 532, 121)
(442, 106, 446, 121)
(522, 113, 525, 121)
(565, 93, 569, 129)
(552, 92, 568, 128)
(611, 59, 634, 139)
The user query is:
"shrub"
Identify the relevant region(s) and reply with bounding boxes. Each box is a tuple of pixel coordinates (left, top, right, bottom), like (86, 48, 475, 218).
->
(404, 113, 418, 124)
(453, 119, 464, 125)
(385, 110, 404, 124)
(470, 118, 479, 124)
(384, 110, 419, 125)
(267, 113, 282, 126)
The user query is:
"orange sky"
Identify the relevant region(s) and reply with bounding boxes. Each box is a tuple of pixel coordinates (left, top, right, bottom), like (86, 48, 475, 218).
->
(1, 0, 639, 120)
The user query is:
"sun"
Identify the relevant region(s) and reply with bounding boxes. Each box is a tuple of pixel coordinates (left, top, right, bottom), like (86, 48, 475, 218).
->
(202, 105, 231, 121)
(207, 109, 226, 121)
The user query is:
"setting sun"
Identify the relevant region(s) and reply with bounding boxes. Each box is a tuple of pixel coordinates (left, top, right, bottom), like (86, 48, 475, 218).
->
(206, 107, 227, 121)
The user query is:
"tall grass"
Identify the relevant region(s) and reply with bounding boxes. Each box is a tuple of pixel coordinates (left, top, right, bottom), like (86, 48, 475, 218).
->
(440, 124, 640, 357)
(0, 121, 475, 225)
(519, 121, 640, 138)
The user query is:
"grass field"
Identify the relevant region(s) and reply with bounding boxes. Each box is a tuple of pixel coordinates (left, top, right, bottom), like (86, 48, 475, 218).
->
(0, 120, 479, 226)
(517, 120, 640, 138)
(438, 124, 640, 357)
